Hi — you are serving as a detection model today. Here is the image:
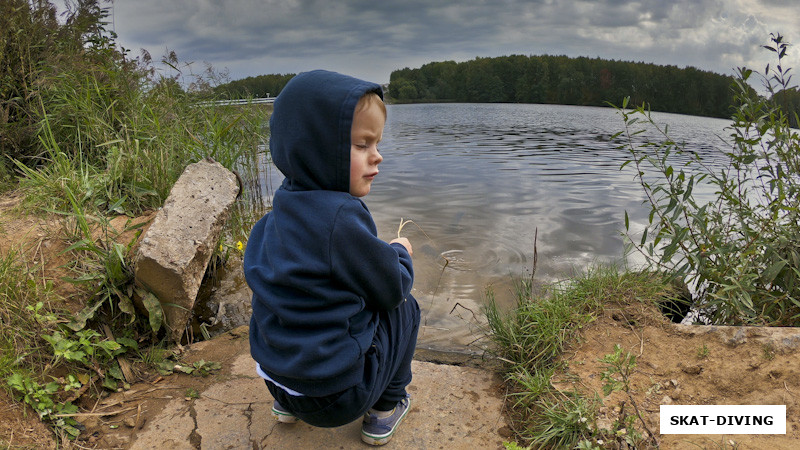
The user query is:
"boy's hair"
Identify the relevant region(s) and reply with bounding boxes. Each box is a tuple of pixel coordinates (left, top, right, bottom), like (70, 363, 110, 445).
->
(355, 91, 386, 118)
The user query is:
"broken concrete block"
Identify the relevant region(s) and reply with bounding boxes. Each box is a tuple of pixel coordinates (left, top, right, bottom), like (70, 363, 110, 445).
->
(134, 159, 240, 341)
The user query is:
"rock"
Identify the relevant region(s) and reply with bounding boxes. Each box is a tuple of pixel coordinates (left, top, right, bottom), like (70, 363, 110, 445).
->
(134, 159, 240, 341)
(680, 363, 703, 375)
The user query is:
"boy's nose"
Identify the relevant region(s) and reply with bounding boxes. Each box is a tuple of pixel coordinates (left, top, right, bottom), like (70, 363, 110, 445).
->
(372, 149, 383, 164)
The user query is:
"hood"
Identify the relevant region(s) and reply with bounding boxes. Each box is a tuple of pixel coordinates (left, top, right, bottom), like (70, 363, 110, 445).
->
(270, 70, 384, 192)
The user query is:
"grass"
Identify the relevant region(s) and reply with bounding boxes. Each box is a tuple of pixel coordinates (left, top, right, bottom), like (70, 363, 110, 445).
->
(0, 251, 59, 382)
(485, 265, 680, 448)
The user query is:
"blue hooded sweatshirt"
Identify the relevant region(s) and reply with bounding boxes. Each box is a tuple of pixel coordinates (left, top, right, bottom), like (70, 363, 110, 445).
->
(244, 70, 415, 397)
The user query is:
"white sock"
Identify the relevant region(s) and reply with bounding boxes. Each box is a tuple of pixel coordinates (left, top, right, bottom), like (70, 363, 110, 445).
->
(369, 407, 395, 418)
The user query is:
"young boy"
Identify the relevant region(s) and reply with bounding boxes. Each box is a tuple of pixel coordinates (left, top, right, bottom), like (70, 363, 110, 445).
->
(243, 70, 420, 445)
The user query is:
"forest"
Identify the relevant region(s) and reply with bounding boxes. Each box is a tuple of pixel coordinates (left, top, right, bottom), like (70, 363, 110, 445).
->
(388, 55, 746, 118)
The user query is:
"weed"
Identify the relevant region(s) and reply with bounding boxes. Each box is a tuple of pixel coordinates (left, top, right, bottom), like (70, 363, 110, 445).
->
(697, 343, 710, 359)
(6, 372, 81, 439)
(0, 251, 57, 380)
(762, 343, 776, 361)
(185, 388, 200, 400)
(599, 344, 658, 447)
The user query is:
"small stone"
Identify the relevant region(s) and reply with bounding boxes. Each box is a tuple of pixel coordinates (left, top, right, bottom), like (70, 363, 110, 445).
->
(681, 364, 703, 375)
(672, 388, 683, 400)
(124, 417, 137, 428)
(661, 395, 673, 404)
(645, 361, 660, 371)
(596, 417, 613, 431)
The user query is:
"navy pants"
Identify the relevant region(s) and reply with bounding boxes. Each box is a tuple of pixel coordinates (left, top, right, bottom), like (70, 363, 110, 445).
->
(264, 295, 420, 428)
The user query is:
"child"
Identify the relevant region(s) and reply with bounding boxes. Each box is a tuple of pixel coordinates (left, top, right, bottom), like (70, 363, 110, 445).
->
(243, 70, 420, 445)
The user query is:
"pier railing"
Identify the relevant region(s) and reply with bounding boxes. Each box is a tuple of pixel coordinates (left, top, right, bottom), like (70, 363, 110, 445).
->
(195, 97, 275, 107)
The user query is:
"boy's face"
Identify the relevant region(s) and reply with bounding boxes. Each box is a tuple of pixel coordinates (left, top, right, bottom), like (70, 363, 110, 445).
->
(349, 101, 385, 197)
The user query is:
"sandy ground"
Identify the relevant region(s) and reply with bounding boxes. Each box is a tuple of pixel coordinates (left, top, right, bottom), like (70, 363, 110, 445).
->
(554, 302, 800, 449)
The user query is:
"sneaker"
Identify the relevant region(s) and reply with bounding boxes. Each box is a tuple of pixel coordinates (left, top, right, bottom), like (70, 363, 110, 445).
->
(271, 400, 298, 423)
(361, 396, 411, 446)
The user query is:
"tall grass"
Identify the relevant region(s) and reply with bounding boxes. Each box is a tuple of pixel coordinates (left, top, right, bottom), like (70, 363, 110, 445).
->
(16, 68, 268, 217)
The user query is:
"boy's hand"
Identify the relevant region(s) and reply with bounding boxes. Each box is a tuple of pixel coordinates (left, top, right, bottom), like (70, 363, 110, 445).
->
(390, 237, 413, 256)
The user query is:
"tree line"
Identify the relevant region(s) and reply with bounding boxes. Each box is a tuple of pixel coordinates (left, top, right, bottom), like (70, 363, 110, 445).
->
(212, 55, 798, 125)
(388, 55, 749, 119)
(214, 73, 295, 99)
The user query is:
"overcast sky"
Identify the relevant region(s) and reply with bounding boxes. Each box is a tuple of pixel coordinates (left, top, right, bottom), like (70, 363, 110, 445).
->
(73, 1, 800, 87)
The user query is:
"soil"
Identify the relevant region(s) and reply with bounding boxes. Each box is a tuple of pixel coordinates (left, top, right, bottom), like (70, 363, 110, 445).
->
(552, 302, 800, 449)
(1, 190, 799, 449)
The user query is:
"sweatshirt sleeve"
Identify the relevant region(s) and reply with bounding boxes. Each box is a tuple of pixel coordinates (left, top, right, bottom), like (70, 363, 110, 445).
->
(329, 201, 414, 311)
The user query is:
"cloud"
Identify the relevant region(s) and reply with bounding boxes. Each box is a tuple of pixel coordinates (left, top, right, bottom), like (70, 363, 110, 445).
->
(102, 0, 798, 85)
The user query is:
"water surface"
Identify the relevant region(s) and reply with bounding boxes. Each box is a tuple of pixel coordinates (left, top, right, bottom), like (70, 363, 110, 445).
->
(206, 103, 733, 354)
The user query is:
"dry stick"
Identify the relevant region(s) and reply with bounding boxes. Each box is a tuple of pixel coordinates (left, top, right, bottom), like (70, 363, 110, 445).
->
(102, 324, 135, 383)
(52, 406, 138, 418)
(396, 218, 451, 326)
(530, 227, 538, 288)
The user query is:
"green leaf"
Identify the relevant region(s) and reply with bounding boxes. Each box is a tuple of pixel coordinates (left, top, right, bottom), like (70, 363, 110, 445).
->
(102, 376, 118, 391)
(108, 363, 124, 380)
(118, 294, 136, 321)
(156, 360, 176, 375)
(140, 291, 164, 333)
(98, 340, 122, 356)
(762, 259, 787, 285)
(115, 337, 139, 350)
(63, 350, 87, 363)
(7, 373, 25, 391)
(66, 301, 104, 332)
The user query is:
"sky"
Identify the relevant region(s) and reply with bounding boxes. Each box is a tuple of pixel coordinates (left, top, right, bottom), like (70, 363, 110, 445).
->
(62, 0, 800, 88)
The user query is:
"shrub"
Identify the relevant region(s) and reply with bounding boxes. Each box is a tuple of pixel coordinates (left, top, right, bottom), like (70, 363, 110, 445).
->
(619, 33, 800, 325)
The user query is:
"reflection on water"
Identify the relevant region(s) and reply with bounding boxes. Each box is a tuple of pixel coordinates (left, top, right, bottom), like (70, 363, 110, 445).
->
(202, 103, 733, 354)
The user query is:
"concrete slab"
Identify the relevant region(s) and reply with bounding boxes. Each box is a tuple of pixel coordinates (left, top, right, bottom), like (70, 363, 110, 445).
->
(129, 350, 510, 449)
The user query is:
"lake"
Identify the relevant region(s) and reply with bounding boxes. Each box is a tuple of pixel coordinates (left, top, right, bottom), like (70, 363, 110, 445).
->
(205, 103, 734, 355)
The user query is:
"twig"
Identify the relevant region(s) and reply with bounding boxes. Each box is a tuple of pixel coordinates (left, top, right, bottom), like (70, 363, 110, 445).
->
(530, 227, 538, 287)
(449, 302, 479, 323)
(396, 217, 431, 240)
(785, 381, 797, 397)
(52, 406, 137, 418)
(102, 324, 135, 383)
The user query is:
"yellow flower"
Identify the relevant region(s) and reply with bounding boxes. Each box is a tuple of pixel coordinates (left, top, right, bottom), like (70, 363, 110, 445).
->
(219, 243, 224, 252)
(236, 241, 244, 251)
